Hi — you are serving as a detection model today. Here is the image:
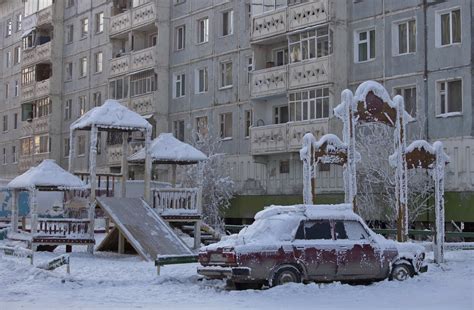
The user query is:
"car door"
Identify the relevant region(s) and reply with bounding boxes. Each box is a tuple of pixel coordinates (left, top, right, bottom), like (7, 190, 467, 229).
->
(292, 220, 337, 281)
(334, 220, 381, 279)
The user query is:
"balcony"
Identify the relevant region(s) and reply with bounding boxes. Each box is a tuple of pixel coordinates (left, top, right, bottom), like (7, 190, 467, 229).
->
(288, 57, 330, 89)
(109, 2, 155, 36)
(109, 54, 130, 77)
(250, 119, 328, 155)
(130, 47, 155, 72)
(21, 79, 51, 102)
(106, 142, 144, 166)
(22, 42, 52, 67)
(250, 65, 287, 98)
(129, 93, 154, 115)
(37, 6, 53, 26)
(251, 0, 328, 42)
(22, 116, 50, 136)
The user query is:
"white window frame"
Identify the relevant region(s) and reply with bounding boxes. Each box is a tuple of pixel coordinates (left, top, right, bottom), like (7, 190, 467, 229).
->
(95, 12, 104, 34)
(289, 87, 330, 122)
(220, 60, 233, 89)
(354, 28, 375, 63)
(64, 99, 72, 120)
(195, 67, 208, 94)
(219, 112, 233, 140)
(175, 25, 186, 51)
(13, 46, 21, 65)
(66, 24, 74, 44)
(79, 57, 88, 78)
(95, 52, 103, 73)
(173, 73, 186, 98)
(244, 109, 252, 138)
(393, 85, 417, 118)
(221, 10, 233, 37)
(436, 78, 463, 117)
(392, 19, 417, 56)
(81, 18, 89, 38)
(197, 17, 209, 44)
(435, 7, 461, 47)
(79, 96, 87, 116)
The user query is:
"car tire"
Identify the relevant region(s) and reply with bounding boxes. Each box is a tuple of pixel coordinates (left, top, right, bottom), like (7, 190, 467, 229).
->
(271, 265, 302, 287)
(390, 263, 414, 281)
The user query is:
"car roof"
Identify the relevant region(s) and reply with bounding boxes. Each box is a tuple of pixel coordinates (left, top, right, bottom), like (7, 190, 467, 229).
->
(255, 204, 361, 222)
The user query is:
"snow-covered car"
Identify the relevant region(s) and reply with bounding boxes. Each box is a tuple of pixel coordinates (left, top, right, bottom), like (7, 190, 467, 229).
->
(198, 204, 427, 289)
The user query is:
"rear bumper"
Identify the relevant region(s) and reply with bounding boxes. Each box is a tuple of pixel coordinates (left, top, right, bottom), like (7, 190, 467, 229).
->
(197, 266, 251, 280)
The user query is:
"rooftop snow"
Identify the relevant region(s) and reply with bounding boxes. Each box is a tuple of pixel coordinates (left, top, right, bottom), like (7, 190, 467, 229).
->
(128, 133, 207, 164)
(255, 204, 358, 221)
(7, 160, 87, 190)
(70, 99, 152, 132)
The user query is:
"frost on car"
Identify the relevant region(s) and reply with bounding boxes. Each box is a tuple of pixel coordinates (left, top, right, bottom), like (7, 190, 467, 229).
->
(197, 204, 427, 289)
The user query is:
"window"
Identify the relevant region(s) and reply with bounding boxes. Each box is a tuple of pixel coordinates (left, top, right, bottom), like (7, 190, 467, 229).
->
(394, 86, 417, 117)
(6, 19, 12, 37)
(279, 160, 289, 174)
(173, 120, 185, 141)
(14, 46, 21, 65)
(334, 221, 369, 240)
(247, 57, 253, 83)
(219, 112, 232, 139)
(220, 61, 233, 88)
(222, 10, 233, 36)
(251, 0, 286, 16)
(109, 77, 129, 100)
(274, 48, 288, 66)
(93, 92, 102, 107)
(274, 106, 289, 124)
(130, 70, 157, 97)
(20, 137, 33, 156)
(394, 20, 416, 55)
(79, 96, 87, 116)
(65, 62, 73, 81)
(437, 79, 462, 115)
(21, 66, 35, 85)
(81, 18, 89, 38)
(289, 88, 329, 121)
(355, 29, 375, 62)
(95, 52, 103, 73)
(196, 116, 208, 138)
(36, 98, 51, 118)
(5, 83, 9, 99)
(197, 17, 209, 44)
(64, 99, 72, 120)
(66, 0, 75, 8)
(174, 73, 186, 98)
(149, 33, 157, 47)
(34, 135, 50, 154)
(16, 14, 22, 32)
(289, 26, 331, 63)
(77, 135, 85, 156)
(25, 0, 53, 16)
(195, 67, 208, 94)
(295, 220, 332, 240)
(175, 0, 185, 4)
(95, 12, 104, 33)
(2, 115, 8, 132)
(12, 146, 17, 163)
(64, 138, 70, 157)
(22, 31, 35, 49)
(244, 109, 252, 138)
(79, 57, 88, 77)
(13, 113, 18, 129)
(6, 51, 11, 68)
(175, 25, 186, 50)
(66, 25, 74, 44)
(437, 9, 461, 46)
(14, 81, 19, 97)
(2, 148, 5, 165)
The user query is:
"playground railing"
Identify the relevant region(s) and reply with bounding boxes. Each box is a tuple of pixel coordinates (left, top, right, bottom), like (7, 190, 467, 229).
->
(152, 187, 202, 216)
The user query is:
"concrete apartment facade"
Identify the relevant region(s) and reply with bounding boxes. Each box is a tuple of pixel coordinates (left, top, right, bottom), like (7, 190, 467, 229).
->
(0, 0, 472, 224)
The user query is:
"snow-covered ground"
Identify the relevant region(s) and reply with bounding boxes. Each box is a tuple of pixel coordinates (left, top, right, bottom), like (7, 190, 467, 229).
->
(1, 241, 473, 310)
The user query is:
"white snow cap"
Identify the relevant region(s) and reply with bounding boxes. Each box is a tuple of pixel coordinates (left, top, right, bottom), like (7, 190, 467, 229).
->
(70, 99, 152, 131)
(128, 133, 207, 164)
(255, 203, 358, 221)
(7, 159, 87, 190)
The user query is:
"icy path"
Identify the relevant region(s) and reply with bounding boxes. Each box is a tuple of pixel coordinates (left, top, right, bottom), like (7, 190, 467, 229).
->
(0, 245, 473, 310)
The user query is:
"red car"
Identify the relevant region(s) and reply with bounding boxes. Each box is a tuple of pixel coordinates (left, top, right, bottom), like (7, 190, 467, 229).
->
(198, 204, 427, 289)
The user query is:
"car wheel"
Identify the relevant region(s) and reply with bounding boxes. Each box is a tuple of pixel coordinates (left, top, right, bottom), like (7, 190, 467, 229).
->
(271, 266, 301, 287)
(390, 263, 414, 281)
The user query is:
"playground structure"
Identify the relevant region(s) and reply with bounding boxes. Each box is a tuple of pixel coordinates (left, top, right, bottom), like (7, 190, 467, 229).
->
(301, 81, 449, 263)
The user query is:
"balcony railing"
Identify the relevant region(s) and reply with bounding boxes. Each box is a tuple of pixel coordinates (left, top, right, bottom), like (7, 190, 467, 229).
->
(22, 116, 50, 136)
(109, 54, 130, 77)
(129, 93, 154, 115)
(250, 65, 287, 98)
(106, 142, 144, 166)
(20, 78, 51, 102)
(250, 120, 328, 155)
(22, 41, 52, 66)
(288, 57, 330, 89)
(110, 2, 155, 36)
(251, 0, 328, 42)
(130, 46, 155, 72)
(37, 6, 53, 26)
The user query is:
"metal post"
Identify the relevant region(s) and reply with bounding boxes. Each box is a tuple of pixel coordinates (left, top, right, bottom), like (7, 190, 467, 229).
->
(144, 128, 152, 204)
(121, 132, 129, 198)
(88, 126, 98, 254)
(194, 187, 203, 249)
(68, 130, 76, 173)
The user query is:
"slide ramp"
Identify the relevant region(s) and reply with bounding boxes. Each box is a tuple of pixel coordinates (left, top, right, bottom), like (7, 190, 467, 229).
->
(96, 197, 193, 261)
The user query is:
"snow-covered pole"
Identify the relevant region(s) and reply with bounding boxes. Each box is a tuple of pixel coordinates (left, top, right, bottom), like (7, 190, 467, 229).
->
(88, 125, 98, 254)
(121, 132, 129, 198)
(300, 133, 315, 204)
(433, 141, 446, 263)
(144, 128, 152, 204)
(394, 95, 408, 242)
(11, 190, 18, 233)
(68, 129, 76, 173)
(30, 188, 38, 236)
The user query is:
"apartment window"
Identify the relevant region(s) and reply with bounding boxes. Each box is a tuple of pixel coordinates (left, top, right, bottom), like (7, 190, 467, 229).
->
(79, 96, 87, 116)
(14, 81, 19, 97)
(289, 26, 331, 63)
(22, 31, 35, 49)
(174, 73, 186, 98)
(6, 51, 11, 68)
(244, 110, 252, 138)
(355, 29, 375, 62)
(79, 57, 88, 77)
(274, 48, 288, 66)
(437, 79, 462, 115)
(274, 106, 289, 124)
(289, 88, 330, 121)
(222, 10, 233, 36)
(66, 25, 74, 44)
(81, 18, 89, 38)
(12, 146, 17, 163)
(175, 25, 186, 50)
(4, 83, 9, 99)
(6, 19, 12, 37)
(16, 14, 22, 32)
(95, 12, 104, 33)
(2, 115, 8, 132)
(195, 67, 208, 94)
(65, 62, 73, 81)
(279, 160, 290, 174)
(149, 33, 157, 47)
(20, 137, 33, 156)
(95, 52, 103, 73)
(36, 98, 51, 118)
(13, 113, 18, 129)
(109, 77, 129, 100)
(21, 66, 35, 85)
(64, 99, 72, 120)
(197, 17, 209, 44)
(64, 138, 70, 157)
(130, 70, 157, 97)
(247, 57, 253, 83)
(394, 86, 417, 117)
(251, 1, 286, 16)
(14, 46, 21, 65)
(77, 135, 86, 156)
(2, 148, 5, 165)
(66, 0, 75, 8)
(394, 20, 416, 55)
(220, 61, 233, 88)
(173, 120, 185, 141)
(437, 9, 461, 46)
(219, 112, 232, 139)
(196, 116, 208, 138)
(93, 92, 102, 107)
(34, 135, 49, 154)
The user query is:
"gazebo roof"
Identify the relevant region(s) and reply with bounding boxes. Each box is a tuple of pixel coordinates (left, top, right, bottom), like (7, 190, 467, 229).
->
(128, 133, 207, 165)
(8, 160, 87, 191)
(70, 99, 152, 132)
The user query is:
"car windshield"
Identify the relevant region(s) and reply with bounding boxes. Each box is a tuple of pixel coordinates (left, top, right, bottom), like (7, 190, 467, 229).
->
(239, 214, 302, 244)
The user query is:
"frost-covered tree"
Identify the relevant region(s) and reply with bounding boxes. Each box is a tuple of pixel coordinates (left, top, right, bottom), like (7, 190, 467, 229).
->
(180, 129, 234, 233)
(355, 122, 434, 228)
